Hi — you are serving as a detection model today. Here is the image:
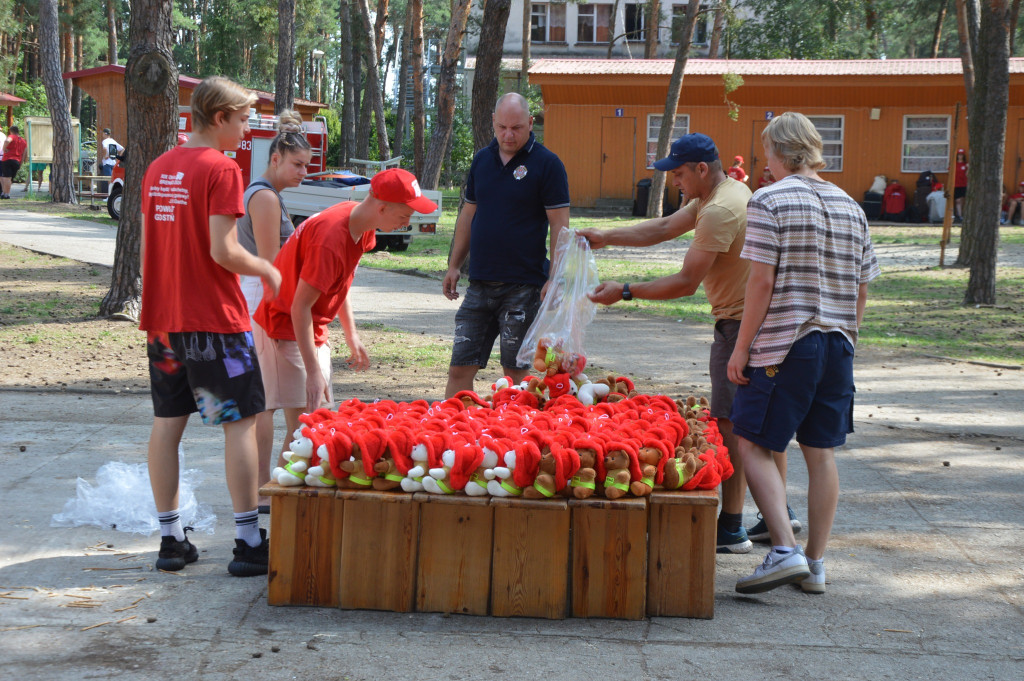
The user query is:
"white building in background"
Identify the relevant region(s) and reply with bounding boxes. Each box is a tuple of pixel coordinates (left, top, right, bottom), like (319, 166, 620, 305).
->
(467, 2, 744, 60)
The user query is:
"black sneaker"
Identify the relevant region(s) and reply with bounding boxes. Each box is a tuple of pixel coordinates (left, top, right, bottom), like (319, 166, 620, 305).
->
(228, 528, 269, 577)
(155, 527, 198, 571)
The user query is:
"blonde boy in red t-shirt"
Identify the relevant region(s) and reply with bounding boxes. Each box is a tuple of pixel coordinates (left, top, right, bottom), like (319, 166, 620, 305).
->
(140, 76, 281, 577)
(253, 168, 436, 469)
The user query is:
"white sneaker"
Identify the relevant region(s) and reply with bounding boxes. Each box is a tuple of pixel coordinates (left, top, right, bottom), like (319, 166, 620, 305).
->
(799, 559, 826, 594)
(735, 545, 810, 594)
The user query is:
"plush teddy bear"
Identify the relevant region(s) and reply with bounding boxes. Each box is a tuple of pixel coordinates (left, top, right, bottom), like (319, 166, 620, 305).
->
(630, 438, 671, 497)
(568, 435, 603, 499)
(661, 446, 705, 490)
(576, 380, 611, 406)
(487, 440, 540, 497)
(271, 426, 321, 486)
(601, 440, 635, 500)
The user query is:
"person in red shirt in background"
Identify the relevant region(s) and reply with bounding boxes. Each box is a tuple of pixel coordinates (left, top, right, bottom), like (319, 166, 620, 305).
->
(140, 76, 281, 577)
(0, 125, 28, 199)
(1004, 180, 1024, 225)
(253, 168, 437, 471)
(756, 166, 775, 190)
(953, 148, 968, 222)
(728, 155, 749, 184)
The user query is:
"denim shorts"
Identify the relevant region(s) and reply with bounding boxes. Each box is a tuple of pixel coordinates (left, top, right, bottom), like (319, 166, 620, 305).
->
(709, 318, 740, 419)
(148, 330, 266, 425)
(730, 331, 855, 452)
(450, 281, 541, 371)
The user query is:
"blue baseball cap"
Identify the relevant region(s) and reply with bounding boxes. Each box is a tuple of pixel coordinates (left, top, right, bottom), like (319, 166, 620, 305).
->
(653, 133, 719, 171)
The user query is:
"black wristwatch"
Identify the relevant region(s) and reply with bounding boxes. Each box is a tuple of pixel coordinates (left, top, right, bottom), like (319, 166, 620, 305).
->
(622, 283, 633, 301)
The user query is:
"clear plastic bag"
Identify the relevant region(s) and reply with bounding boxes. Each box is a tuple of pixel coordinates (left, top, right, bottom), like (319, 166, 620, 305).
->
(50, 446, 217, 535)
(516, 228, 600, 373)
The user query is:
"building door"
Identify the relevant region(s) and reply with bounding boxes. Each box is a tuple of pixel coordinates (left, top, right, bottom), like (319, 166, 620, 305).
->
(749, 119, 771, 182)
(1015, 118, 1024, 188)
(600, 117, 636, 199)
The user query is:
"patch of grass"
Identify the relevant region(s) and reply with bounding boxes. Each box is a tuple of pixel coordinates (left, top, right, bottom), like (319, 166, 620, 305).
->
(869, 224, 1024, 246)
(0, 195, 117, 226)
(860, 266, 1024, 364)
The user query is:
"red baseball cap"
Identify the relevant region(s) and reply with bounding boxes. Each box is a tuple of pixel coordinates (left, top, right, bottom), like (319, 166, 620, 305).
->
(734, 155, 744, 164)
(933, 182, 943, 190)
(177, 133, 189, 146)
(370, 168, 437, 214)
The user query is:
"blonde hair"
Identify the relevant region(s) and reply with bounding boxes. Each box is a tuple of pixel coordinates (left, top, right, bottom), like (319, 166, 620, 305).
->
(191, 76, 257, 131)
(761, 111, 827, 172)
(269, 109, 311, 160)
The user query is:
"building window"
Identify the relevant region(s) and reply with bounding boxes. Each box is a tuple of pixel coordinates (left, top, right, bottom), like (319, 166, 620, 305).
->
(808, 115, 844, 172)
(625, 3, 646, 42)
(672, 4, 709, 46)
(531, 3, 567, 43)
(647, 113, 690, 169)
(902, 115, 951, 173)
(577, 4, 612, 44)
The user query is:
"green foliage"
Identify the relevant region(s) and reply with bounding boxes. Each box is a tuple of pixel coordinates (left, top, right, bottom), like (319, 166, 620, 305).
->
(721, 72, 744, 122)
(319, 107, 343, 168)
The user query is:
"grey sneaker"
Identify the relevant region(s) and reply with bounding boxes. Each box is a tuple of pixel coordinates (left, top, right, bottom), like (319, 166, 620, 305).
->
(736, 545, 810, 594)
(799, 559, 826, 594)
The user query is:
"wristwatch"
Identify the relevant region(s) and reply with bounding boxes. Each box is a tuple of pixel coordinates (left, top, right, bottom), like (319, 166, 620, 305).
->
(622, 283, 633, 301)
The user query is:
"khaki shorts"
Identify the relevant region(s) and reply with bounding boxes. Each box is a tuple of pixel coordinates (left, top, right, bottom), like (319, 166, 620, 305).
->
(253, 323, 333, 410)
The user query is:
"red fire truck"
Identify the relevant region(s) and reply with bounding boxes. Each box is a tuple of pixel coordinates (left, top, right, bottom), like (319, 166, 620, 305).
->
(106, 108, 441, 251)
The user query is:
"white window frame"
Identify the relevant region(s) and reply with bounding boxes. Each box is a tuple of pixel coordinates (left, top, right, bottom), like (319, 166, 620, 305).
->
(646, 113, 690, 169)
(671, 4, 710, 46)
(531, 3, 567, 44)
(807, 115, 844, 173)
(625, 3, 647, 43)
(577, 4, 612, 44)
(902, 115, 951, 174)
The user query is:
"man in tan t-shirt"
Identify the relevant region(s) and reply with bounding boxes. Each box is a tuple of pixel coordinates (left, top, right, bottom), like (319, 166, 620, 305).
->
(581, 133, 800, 554)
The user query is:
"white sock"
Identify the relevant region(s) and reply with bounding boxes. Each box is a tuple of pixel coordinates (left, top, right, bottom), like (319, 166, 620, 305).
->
(772, 545, 795, 555)
(158, 510, 185, 542)
(234, 510, 262, 547)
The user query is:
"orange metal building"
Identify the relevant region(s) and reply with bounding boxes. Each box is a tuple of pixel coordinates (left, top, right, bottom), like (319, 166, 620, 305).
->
(63, 64, 325, 141)
(529, 58, 1024, 208)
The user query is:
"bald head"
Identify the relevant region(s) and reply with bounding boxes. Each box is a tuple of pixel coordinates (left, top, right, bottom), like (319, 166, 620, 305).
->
(492, 93, 533, 158)
(494, 92, 530, 117)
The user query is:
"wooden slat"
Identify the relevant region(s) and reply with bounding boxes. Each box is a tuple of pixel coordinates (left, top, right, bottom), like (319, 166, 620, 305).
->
(647, 490, 717, 618)
(491, 499, 570, 619)
(266, 485, 343, 607)
(415, 493, 493, 615)
(570, 497, 647, 619)
(339, 493, 418, 612)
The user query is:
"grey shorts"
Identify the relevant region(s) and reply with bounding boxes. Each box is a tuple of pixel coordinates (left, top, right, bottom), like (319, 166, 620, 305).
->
(450, 281, 541, 371)
(709, 318, 741, 419)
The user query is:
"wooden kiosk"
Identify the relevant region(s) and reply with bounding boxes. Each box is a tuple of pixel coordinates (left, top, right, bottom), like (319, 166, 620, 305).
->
(262, 482, 718, 619)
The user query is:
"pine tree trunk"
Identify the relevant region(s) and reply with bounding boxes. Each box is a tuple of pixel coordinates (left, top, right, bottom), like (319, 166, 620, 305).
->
(357, 0, 391, 160)
(521, 0, 531, 90)
(411, 0, 425, 178)
(607, 0, 622, 57)
(340, 0, 357, 164)
(421, 0, 473, 189)
(394, 1, 412, 156)
(39, 0, 76, 204)
(956, 0, 978, 114)
(276, 0, 296, 113)
(647, 0, 699, 218)
(645, 0, 660, 58)
(932, 0, 948, 58)
(71, 35, 83, 119)
(473, 0, 512, 151)
(963, 0, 1010, 305)
(107, 0, 118, 64)
(708, 0, 728, 58)
(99, 0, 177, 320)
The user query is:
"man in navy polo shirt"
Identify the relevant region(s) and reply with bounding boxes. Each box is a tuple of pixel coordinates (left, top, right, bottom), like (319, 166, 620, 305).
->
(442, 92, 570, 398)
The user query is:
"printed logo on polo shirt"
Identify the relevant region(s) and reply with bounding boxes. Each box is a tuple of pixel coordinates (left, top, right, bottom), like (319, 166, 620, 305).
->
(513, 165, 528, 180)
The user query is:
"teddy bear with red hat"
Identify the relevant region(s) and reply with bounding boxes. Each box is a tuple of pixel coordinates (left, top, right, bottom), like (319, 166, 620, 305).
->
(601, 439, 636, 500)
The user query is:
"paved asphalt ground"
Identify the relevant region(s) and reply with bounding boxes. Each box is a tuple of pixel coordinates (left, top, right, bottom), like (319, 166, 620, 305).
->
(0, 202, 1022, 680)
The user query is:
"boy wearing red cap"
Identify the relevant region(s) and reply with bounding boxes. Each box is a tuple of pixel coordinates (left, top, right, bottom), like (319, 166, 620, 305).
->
(728, 155, 748, 184)
(926, 182, 947, 224)
(254, 168, 437, 469)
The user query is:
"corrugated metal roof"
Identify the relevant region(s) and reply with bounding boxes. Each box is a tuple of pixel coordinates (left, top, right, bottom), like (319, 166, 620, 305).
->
(529, 58, 1024, 77)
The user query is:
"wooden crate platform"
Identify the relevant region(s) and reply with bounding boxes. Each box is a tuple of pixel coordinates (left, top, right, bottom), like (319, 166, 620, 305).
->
(260, 483, 718, 619)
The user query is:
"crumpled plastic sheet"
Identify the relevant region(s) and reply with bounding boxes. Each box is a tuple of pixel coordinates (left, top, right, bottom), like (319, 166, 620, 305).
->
(50, 447, 217, 535)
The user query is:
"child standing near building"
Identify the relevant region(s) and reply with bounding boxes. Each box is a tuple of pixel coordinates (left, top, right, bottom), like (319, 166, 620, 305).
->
(140, 76, 282, 576)
(727, 111, 880, 595)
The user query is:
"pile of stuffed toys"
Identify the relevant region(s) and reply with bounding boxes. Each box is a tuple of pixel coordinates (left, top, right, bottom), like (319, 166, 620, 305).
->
(270, 373, 734, 500)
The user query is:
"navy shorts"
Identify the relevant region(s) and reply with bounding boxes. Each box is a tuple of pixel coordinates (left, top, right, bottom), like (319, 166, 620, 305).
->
(450, 281, 541, 371)
(147, 331, 265, 425)
(954, 186, 966, 199)
(1, 159, 20, 178)
(730, 331, 855, 452)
